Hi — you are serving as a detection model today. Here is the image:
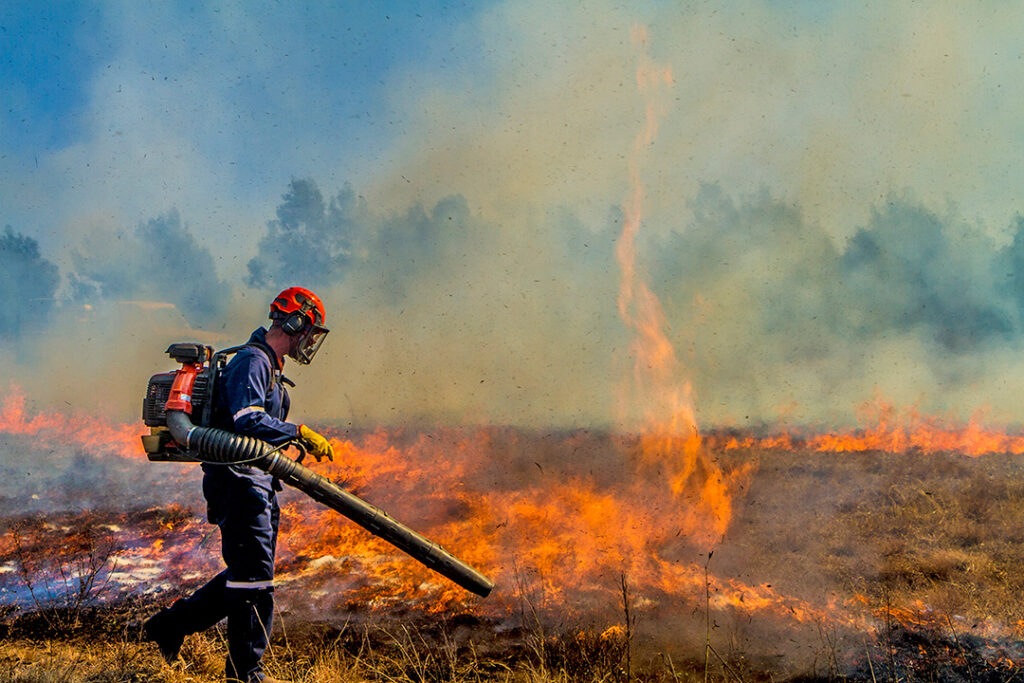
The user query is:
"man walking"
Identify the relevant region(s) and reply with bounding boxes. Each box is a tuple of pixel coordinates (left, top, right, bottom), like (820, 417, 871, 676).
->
(144, 286, 335, 683)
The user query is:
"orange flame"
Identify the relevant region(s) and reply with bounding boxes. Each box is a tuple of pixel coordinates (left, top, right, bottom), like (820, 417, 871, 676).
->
(712, 397, 1024, 457)
(613, 26, 744, 545)
(18, 382, 1024, 646)
(0, 385, 850, 626)
(0, 384, 143, 458)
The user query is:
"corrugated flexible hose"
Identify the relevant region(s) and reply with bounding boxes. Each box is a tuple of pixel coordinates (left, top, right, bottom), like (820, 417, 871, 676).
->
(165, 411, 493, 597)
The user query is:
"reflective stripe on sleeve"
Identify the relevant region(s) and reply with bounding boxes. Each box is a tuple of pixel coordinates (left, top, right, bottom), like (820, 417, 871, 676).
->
(225, 579, 274, 589)
(232, 405, 266, 421)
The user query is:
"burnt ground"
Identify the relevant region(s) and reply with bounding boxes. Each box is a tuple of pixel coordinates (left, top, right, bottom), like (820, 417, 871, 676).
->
(4, 442, 1024, 681)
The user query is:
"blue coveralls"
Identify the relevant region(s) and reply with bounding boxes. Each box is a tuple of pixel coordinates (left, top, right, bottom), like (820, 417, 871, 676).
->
(157, 328, 299, 682)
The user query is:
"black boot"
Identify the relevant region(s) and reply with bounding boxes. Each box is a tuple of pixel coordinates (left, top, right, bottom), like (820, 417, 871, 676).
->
(144, 571, 231, 664)
(143, 608, 185, 664)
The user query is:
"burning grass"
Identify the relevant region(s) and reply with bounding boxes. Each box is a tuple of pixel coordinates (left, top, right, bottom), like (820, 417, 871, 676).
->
(5, 433, 1024, 680)
(7, 387, 1024, 679)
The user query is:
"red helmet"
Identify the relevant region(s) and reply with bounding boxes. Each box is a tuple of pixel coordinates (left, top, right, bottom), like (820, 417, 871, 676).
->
(269, 287, 329, 364)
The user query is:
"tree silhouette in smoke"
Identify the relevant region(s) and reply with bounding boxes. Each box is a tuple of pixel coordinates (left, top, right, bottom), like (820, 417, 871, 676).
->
(650, 186, 1017, 364)
(841, 201, 1014, 352)
(364, 194, 478, 305)
(247, 178, 361, 290)
(0, 226, 59, 337)
(70, 210, 231, 327)
(998, 215, 1024, 331)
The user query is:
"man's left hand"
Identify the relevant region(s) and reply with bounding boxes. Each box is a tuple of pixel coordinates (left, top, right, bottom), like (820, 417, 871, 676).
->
(299, 424, 334, 462)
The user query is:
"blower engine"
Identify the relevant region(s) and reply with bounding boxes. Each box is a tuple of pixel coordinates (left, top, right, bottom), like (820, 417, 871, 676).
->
(143, 343, 227, 461)
(142, 343, 494, 598)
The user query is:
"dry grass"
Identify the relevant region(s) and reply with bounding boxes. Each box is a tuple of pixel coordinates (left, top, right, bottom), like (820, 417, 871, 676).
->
(0, 614, 679, 683)
(712, 447, 1024, 627)
(815, 452, 1024, 628)
(0, 637, 170, 682)
(7, 447, 1024, 681)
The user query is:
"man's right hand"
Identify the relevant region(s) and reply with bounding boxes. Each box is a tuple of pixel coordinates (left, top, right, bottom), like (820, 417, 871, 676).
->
(298, 425, 334, 462)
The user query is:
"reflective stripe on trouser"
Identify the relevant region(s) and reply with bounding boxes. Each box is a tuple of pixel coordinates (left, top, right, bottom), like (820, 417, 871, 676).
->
(223, 479, 278, 682)
(225, 579, 275, 589)
(159, 576, 276, 683)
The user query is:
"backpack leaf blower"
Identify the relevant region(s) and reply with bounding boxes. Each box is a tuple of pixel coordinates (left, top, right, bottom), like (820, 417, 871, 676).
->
(142, 343, 494, 598)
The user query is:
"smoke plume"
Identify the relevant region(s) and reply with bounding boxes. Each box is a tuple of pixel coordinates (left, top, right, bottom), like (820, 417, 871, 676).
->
(8, 174, 1024, 429)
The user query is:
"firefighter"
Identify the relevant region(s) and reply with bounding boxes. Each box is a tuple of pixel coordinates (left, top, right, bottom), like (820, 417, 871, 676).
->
(143, 286, 334, 683)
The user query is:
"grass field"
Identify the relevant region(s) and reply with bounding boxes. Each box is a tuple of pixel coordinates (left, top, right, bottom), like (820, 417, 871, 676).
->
(4, 440, 1024, 682)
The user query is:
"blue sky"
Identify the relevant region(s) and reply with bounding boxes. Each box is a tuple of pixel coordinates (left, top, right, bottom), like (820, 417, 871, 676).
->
(2, 2, 102, 152)
(1, 2, 485, 151)
(6, 0, 1024, 260)
(1, 2, 492, 259)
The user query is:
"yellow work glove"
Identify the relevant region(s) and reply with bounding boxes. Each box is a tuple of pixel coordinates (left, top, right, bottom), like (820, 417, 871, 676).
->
(298, 424, 334, 462)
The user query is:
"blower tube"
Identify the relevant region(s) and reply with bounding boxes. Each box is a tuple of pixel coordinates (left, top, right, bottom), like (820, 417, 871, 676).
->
(165, 410, 494, 598)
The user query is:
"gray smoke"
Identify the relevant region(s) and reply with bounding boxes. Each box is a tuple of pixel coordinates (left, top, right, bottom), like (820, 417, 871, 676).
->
(8, 176, 1024, 428)
(997, 216, 1024, 329)
(645, 185, 1024, 426)
(0, 434, 201, 517)
(362, 195, 476, 305)
(69, 209, 231, 327)
(841, 199, 1015, 352)
(0, 226, 59, 337)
